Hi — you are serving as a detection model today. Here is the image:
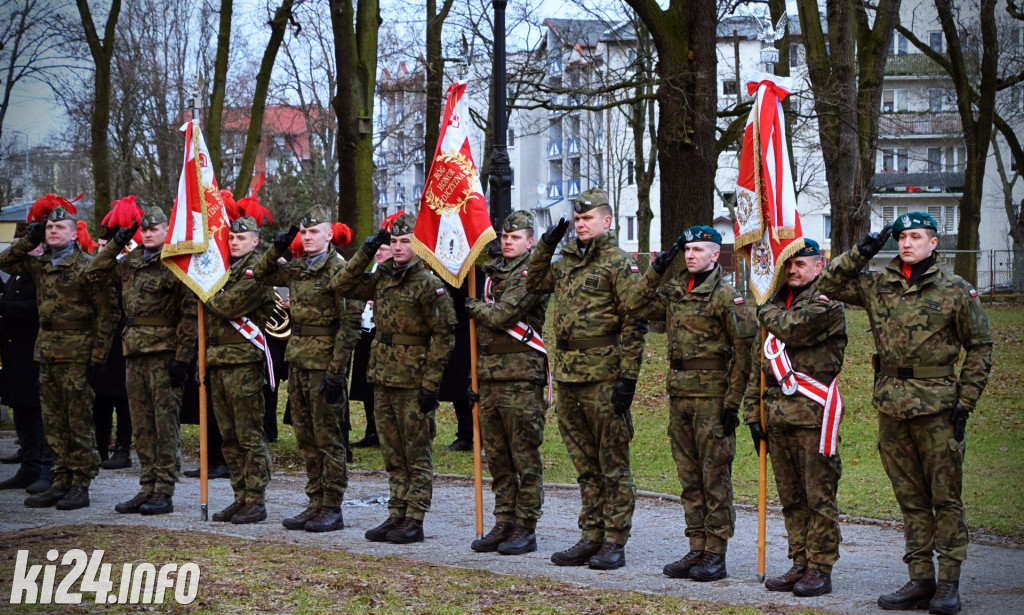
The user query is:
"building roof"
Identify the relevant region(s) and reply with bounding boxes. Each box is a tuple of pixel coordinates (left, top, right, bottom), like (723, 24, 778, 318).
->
(545, 18, 611, 48)
(221, 105, 314, 136)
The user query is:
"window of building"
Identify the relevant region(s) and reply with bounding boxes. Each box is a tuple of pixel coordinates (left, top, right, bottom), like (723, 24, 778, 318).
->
(723, 79, 738, 97)
(883, 204, 959, 233)
(627, 216, 636, 241)
(627, 160, 634, 185)
(944, 146, 967, 172)
(881, 89, 908, 113)
(928, 88, 953, 112)
(929, 31, 944, 52)
(881, 148, 909, 173)
(790, 43, 804, 67)
(721, 191, 736, 211)
(928, 147, 942, 173)
(508, 128, 515, 147)
(824, 215, 832, 240)
(888, 33, 908, 55)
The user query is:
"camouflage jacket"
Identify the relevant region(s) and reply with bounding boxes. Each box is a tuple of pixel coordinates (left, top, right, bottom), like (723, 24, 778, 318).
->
(86, 242, 197, 362)
(0, 237, 116, 365)
(467, 249, 549, 384)
(330, 249, 456, 391)
(818, 247, 992, 418)
(626, 265, 756, 405)
(253, 245, 361, 375)
(741, 278, 847, 428)
(526, 230, 647, 383)
(203, 250, 278, 368)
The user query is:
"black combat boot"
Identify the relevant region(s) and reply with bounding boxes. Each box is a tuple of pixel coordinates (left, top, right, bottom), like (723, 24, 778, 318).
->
(26, 467, 52, 494)
(765, 565, 807, 592)
(351, 433, 379, 448)
(282, 506, 320, 530)
(212, 500, 246, 522)
(305, 506, 344, 532)
(365, 516, 402, 542)
(928, 580, 960, 614)
(497, 525, 537, 555)
(0, 473, 34, 490)
(115, 492, 151, 514)
(793, 568, 832, 597)
(663, 550, 706, 579)
(25, 486, 68, 508)
(878, 579, 937, 610)
(100, 443, 131, 470)
(689, 551, 727, 582)
(471, 521, 515, 553)
(588, 542, 625, 570)
(231, 503, 268, 525)
(387, 518, 424, 543)
(140, 493, 173, 515)
(550, 539, 602, 566)
(55, 486, 90, 510)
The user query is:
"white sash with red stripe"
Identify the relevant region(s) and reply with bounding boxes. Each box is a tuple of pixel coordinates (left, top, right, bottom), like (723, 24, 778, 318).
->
(763, 333, 843, 456)
(483, 275, 552, 402)
(229, 316, 276, 390)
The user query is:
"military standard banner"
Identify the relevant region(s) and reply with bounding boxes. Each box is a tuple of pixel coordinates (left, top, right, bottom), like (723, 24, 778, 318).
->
(412, 81, 496, 286)
(162, 121, 232, 301)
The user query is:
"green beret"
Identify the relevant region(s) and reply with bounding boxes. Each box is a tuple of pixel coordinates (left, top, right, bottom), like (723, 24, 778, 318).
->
(677, 225, 722, 246)
(571, 188, 609, 213)
(793, 238, 821, 256)
(48, 205, 73, 222)
(230, 216, 259, 233)
(300, 205, 332, 228)
(502, 211, 533, 233)
(390, 213, 416, 236)
(140, 206, 168, 229)
(892, 211, 938, 235)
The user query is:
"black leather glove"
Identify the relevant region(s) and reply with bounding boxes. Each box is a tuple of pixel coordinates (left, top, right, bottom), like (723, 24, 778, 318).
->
(856, 224, 892, 258)
(418, 388, 439, 414)
(361, 229, 391, 257)
(541, 217, 570, 247)
(319, 374, 345, 404)
(273, 224, 300, 252)
(611, 377, 637, 417)
(464, 297, 477, 310)
(650, 244, 680, 275)
(721, 404, 740, 437)
(169, 360, 189, 388)
(26, 222, 45, 246)
(86, 363, 105, 390)
(950, 402, 969, 443)
(112, 221, 140, 248)
(749, 422, 769, 454)
(466, 384, 480, 405)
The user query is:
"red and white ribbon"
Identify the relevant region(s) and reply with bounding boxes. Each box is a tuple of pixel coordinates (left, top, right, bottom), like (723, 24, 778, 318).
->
(483, 276, 552, 402)
(230, 316, 276, 391)
(763, 333, 843, 456)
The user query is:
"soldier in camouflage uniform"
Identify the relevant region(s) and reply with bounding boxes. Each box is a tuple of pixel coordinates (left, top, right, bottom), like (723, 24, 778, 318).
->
(818, 212, 992, 614)
(86, 206, 197, 516)
(254, 206, 361, 533)
(741, 239, 845, 597)
(525, 189, 647, 570)
(626, 225, 755, 582)
(0, 203, 116, 510)
(331, 212, 457, 544)
(204, 216, 277, 524)
(465, 211, 550, 555)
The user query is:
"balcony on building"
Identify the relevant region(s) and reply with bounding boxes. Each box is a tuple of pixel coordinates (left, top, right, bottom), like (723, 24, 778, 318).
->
(566, 178, 581, 197)
(547, 181, 563, 199)
(884, 53, 945, 77)
(566, 136, 581, 156)
(879, 112, 961, 137)
(874, 171, 965, 195)
(547, 139, 563, 159)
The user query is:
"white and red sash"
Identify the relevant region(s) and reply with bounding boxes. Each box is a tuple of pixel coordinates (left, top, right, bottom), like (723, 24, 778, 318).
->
(229, 316, 276, 391)
(763, 333, 843, 456)
(483, 275, 552, 402)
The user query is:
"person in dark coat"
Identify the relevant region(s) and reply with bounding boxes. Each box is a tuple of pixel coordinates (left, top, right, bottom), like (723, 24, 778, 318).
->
(438, 273, 480, 452)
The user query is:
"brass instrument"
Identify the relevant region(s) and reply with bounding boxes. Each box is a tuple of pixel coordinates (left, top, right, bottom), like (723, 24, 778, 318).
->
(265, 288, 291, 339)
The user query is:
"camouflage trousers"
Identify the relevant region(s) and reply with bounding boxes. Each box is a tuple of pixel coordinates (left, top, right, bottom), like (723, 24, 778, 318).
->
(879, 409, 967, 582)
(556, 380, 635, 546)
(39, 362, 99, 489)
(127, 353, 183, 496)
(479, 380, 546, 528)
(768, 425, 842, 573)
(375, 386, 435, 521)
(290, 367, 348, 508)
(209, 363, 271, 505)
(669, 396, 735, 554)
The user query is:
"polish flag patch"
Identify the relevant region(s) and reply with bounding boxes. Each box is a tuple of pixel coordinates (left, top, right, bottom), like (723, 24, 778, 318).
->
(436, 288, 446, 296)
(522, 270, 529, 276)
(969, 288, 977, 297)
(734, 297, 744, 304)
(630, 265, 639, 273)
(244, 268, 254, 277)
(818, 295, 830, 302)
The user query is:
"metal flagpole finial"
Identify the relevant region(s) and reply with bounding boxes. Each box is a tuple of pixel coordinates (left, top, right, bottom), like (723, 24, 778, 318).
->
(187, 73, 204, 125)
(757, 13, 787, 73)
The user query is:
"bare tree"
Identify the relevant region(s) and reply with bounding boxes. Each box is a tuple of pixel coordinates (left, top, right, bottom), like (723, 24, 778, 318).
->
(206, 0, 233, 180)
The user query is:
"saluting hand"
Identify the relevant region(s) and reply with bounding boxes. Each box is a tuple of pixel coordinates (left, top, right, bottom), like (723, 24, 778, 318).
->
(361, 229, 391, 257)
(650, 244, 680, 275)
(856, 224, 893, 258)
(273, 224, 300, 252)
(541, 217, 570, 247)
(26, 222, 45, 246)
(112, 221, 140, 249)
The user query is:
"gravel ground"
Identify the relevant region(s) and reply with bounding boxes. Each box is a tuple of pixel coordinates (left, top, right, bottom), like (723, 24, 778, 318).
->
(1, 435, 1021, 614)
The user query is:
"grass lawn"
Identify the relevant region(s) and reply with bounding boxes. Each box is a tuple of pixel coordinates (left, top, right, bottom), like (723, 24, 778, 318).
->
(183, 305, 1024, 539)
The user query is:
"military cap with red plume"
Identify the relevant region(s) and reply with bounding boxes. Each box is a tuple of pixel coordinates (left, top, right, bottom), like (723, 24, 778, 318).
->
(236, 173, 273, 226)
(289, 232, 304, 258)
(100, 195, 145, 242)
(220, 189, 240, 221)
(76, 220, 96, 253)
(381, 209, 406, 232)
(330, 222, 353, 248)
(27, 193, 82, 223)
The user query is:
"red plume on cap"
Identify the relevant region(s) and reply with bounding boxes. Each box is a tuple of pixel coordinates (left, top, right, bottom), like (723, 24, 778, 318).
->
(331, 223, 353, 248)
(236, 173, 273, 226)
(381, 210, 405, 231)
(289, 232, 304, 258)
(220, 189, 240, 221)
(76, 220, 95, 253)
(102, 195, 145, 244)
(27, 192, 82, 223)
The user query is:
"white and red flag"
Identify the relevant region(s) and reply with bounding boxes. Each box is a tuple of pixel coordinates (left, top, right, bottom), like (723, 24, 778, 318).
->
(412, 81, 496, 286)
(735, 72, 805, 305)
(162, 121, 232, 302)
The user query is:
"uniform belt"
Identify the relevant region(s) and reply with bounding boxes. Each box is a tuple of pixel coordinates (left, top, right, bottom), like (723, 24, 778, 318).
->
(292, 324, 338, 337)
(125, 316, 176, 327)
(479, 340, 532, 355)
(554, 334, 619, 351)
(376, 332, 430, 346)
(670, 358, 728, 371)
(39, 318, 91, 331)
(208, 332, 246, 346)
(880, 364, 955, 379)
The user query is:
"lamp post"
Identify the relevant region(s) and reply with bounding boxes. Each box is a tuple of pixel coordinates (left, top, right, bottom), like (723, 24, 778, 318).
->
(488, 0, 512, 232)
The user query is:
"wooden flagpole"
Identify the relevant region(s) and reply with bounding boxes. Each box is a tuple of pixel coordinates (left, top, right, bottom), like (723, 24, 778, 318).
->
(757, 326, 767, 582)
(198, 301, 209, 521)
(469, 267, 484, 538)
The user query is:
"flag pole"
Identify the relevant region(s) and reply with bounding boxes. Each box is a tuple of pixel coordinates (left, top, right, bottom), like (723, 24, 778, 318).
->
(469, 267, 484, 539)
(757, 326, 767, 582)
(198, 301, 209, 521)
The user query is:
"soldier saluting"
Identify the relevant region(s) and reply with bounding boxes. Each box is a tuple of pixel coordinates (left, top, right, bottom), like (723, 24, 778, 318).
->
(818, 212, 993, 614)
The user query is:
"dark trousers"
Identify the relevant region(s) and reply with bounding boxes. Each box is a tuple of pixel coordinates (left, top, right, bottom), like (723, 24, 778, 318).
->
(263, 384, 279, 443)
(12, 405, 52, 481)
(93, 395, 131, 461)
(453, 399, 473, 442)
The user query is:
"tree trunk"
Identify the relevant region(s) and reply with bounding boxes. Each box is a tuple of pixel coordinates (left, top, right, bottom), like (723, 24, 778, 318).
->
(206, 0, 233, 182)
(424, 0, 454, 162)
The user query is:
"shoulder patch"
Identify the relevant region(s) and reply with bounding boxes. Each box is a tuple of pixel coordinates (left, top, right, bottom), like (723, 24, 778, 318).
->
(522, 269, 528, 276)
(630, 264, 639, 273)
(969, 288, 977, 297)
(734, 296, 744, 305)
(435, 288, 445, 296)
(244, 268, 254, 277)
(818, 295, 830, 302)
